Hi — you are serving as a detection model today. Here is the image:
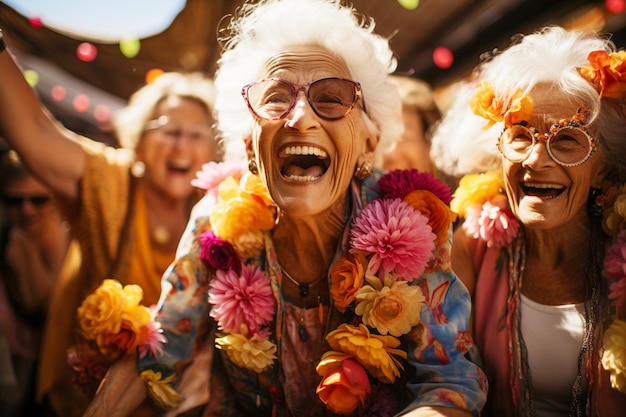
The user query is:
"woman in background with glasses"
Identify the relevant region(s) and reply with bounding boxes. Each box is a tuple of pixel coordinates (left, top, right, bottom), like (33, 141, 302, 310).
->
(445, 26, 626, 416)
(84, 0, 486, 416)
(0, 149, 71, 417)
(0, 35, 221, 416)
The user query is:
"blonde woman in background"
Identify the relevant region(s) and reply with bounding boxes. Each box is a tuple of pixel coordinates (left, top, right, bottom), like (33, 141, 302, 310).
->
(0, 38, 221, 417)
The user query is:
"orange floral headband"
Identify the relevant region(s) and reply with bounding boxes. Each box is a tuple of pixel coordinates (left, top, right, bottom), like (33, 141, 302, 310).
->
(578, 50, 626, 100)
(470, 50, 626, 128)
(469, 81, 533, 129)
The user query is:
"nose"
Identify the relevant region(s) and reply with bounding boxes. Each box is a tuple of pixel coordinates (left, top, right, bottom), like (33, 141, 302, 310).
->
(521, 139, 556, 169)
(284, 91, 320, 130)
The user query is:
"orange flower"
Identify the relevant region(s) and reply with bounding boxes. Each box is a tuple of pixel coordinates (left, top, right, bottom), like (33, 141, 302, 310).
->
(211, 173, 276, 242)
(316, 354, 371, 415)
(405, 189, 456, 245)
(470, 81, 533, 128)
(330, 253, 365, 312)
(579, 50, 626, 100)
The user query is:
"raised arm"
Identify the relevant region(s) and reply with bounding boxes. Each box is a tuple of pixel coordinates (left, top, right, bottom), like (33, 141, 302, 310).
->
(0, 33, 86, 201)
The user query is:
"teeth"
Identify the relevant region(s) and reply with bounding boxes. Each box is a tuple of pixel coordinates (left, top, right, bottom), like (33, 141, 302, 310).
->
(281, 145, 328, 158)
(523, 182, 564, 189)
(286, 175, 320, 181)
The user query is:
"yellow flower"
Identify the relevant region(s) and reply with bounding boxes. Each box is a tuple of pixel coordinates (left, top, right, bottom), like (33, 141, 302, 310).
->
(215, 331, 277, 373)
(141, 370, 184, 409)
(211, 173, 276, 243)
(326, 323, 407, 383)
(232, 230, 266, 259)
(450, 171, 504, 218)
(604, 193, 626, 237)
(77, 279, 127, 340)
(354, 274, 425, 337)
(601, 318, 626, 393)
(469, 81, 533, 128)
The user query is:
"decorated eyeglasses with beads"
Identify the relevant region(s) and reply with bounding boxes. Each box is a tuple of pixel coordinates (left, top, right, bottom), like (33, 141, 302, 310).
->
(498, 107, 597, 167)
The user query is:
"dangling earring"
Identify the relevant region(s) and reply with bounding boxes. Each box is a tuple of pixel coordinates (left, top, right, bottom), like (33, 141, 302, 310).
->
(131, 160, 145, 178)
(248, 158, 259, 175)
(354, 160, 372, 180)
(589, 187, 604, 217)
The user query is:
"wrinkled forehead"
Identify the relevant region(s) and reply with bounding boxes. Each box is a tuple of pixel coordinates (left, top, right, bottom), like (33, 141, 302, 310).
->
(261, 44, 352, 81)
(525, 90, 584, 131)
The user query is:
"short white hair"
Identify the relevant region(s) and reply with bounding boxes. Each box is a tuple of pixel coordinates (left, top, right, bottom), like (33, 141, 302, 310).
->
(214, 0, 403, 162)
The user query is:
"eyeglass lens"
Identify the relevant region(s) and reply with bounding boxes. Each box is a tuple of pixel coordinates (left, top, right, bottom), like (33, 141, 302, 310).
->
(1, 194, 51, 207)
(499, 126, 593, 166)
(243, 78, 360, 120)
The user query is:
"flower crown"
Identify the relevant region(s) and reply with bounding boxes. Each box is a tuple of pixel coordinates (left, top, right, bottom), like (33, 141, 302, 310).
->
(470, 50, 626, 129)
(578, 50, 626, 100)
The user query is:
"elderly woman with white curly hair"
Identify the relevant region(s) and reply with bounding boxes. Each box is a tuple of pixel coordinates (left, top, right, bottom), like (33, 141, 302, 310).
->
(82, 0, 487, 416)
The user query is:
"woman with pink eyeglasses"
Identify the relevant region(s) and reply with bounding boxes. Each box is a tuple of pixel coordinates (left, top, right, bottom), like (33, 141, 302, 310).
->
(81, 0, 487, 416)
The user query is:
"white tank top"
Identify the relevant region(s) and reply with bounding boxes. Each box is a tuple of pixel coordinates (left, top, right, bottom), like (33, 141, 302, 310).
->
(520, 294, 585, 417)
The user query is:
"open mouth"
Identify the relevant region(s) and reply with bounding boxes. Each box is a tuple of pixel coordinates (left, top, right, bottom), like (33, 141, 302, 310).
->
(167, 160, 191, 174)
(279, 145, 330, 182)
(521, 182, 565, 198)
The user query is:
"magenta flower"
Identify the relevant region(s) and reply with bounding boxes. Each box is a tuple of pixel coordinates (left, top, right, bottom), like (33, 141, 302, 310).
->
(199, 230, 241, 273)
(604, 229, 626, 281)
(191, 160, 247, 197)
(350, 198, 435, 281)
(208, 264, 275, 334)
(359, 383, 399, 417)
(464, 195, 519, 248)
(67, 343, 109, 395)
(138, 319, 166, 359)
(378, 169, 452, 204)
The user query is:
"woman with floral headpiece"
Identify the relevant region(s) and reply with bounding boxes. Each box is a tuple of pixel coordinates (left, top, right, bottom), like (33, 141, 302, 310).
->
(81, 0, 487, 416)
(443, 26, 626, 416)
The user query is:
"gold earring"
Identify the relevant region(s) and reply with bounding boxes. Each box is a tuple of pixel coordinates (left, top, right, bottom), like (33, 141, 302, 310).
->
(354, 160, 372, 180)
(131, 160, 145, 178)
(248, 158, 259, 174)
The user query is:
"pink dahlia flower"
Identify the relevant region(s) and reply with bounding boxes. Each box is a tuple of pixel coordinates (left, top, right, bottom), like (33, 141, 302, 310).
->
(378, 169, 452, 204)
(208, 264, 275, 334)
(191, 160, 248, 197)
(350, 198, 435, 281)
(138, 319, 167, 359)
(463, 195, 519, 248)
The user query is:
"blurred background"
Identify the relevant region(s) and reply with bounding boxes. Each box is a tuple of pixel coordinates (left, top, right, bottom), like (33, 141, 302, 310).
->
(0, 0, 625, 146)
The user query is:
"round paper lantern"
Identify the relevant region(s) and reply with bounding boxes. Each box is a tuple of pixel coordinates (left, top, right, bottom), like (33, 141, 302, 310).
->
(120, 38, 141, 58)
(397, 0, 420, 10)
(606, 0, 626, 14)
(76, 42, 97, 62)
(51, 85, 67, 102)
(94, 104, 111, 123)
(23, 69, 39, 87)
(433, 46, 454, 69)
(73, 94, 91, 113)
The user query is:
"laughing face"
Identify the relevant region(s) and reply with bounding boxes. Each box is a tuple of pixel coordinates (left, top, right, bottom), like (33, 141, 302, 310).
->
(502, 95, 604, 230)
(136, 96, 217, 201)
(248, 45, 378, 218)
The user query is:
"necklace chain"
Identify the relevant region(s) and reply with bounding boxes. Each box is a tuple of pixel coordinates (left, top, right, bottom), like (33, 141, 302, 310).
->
(280, 266, 324, 298)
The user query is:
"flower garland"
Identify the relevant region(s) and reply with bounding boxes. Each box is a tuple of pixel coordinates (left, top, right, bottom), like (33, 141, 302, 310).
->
(460, 48, 626, 395)
(195, 162, 455, 415)
(67, 279, 165, 395)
